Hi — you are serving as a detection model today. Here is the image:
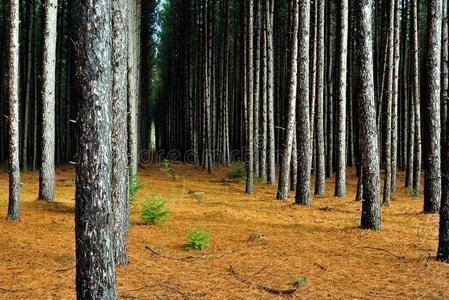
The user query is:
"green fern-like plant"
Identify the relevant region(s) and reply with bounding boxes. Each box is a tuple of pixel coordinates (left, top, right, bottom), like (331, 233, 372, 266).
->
(184, 230, 211, 250)
(225, 161, 247, 180)
(141, 193, 169, 225)
(160, 159, 177, 180)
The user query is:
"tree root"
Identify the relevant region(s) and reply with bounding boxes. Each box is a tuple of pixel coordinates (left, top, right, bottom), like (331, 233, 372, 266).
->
(229, 265, 299, 297)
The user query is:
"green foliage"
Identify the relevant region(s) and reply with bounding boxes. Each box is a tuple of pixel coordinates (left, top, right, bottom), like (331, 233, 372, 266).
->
(65, 178, 76, 187)
(184, 230, 211, 251)
(130, 174, 145, 206)
(141, 193, 170, 225)
(292, 276, 307, 287)
(160, 159, 177, 180)
(225, 161, 247, 180)
(435, 296, 443, 300)
(409, 187, 419, 198)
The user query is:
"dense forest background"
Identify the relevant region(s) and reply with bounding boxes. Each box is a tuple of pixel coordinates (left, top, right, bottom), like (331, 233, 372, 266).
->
(0, 0, 157, 169)
(2, 0, 449, 297)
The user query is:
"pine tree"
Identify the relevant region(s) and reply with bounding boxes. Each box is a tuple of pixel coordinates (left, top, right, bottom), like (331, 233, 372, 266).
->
(356, 0, 381, 231)
(75, 0, 117, 297)
(7, 0, 20, 221)
(39, 0, 58, 202)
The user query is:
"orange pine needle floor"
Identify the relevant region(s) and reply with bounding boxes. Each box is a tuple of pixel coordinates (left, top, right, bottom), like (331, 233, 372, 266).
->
(0, 164, 448, 299)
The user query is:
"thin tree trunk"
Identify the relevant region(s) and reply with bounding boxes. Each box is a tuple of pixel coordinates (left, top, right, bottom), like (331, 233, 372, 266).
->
(276, 0, 298, 200)
(253, 1, 260, 177)
(39, 0, 58, 202)
(383, 0, 396, 206)
(112, 0, 129, 266)
(296, 0, 312, 206)
(356, 0, 381, 231)
(335, 0, 348, 197)
(260, 0, 268, 180)
(412, 0, 421, 193)
(424, 0, 443, 214)
(128, 0, 141, 179)
(314, 0, 325, 196)
(246, 0, 254, 194)
(22, 0, 34, 171)
(266, 0, 276, 185)
(391, 0, 401, 192)
(7, 0, 20, 221)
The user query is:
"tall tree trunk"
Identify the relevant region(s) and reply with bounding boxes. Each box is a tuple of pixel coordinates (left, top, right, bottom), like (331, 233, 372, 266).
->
(253, 0, 260, 177)
(412, 0, 422, 193)
(39, 0, 58, 202)
(335, 0, 348, 197)
(383, 0, 396, 206)
(441, 0, 448, 151)
(356, 0, 381, 231)
(76, 0, 117, 297)
(438, 117, 449, 261)
(424, 0, 443, 214)
(260, 0, 268, 180)
(276, 0, 298, 201)
(314, 0, 325, 196)
(128, 0, 141, 179)
(246, 0, 254, 194)
(266, 0, 276, 185)
(7, 0, 20, 221)
(296, 0, 312, 206)
(22, 0, 34, 171)
(391, 0, 401, 192)
(112, 0, 129, 266)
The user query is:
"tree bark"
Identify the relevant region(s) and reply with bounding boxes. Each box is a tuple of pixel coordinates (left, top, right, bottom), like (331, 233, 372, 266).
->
(314, 0, 325, 196)
(7, 0, 20, 221)
(383, 0, 396, 206)
(424, 0, 443, 214)
(112, 0, 129, 266)
(39, 0, 58, 202)
(76, 0, 117, 297)
(335, 0, 349, 197)
(266, 0, 276, 185)
(356, 0, 381, 231)
(128, 0, 141, 179)
(246, 0, 254, 194)
(295, 0, 312, 206)
(391, 0, 401, 192)
(276, 0, 299, 201)
(412, 0, 422, 193)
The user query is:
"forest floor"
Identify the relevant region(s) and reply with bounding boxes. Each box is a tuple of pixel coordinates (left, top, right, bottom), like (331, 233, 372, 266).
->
(0, 164, 448, 299)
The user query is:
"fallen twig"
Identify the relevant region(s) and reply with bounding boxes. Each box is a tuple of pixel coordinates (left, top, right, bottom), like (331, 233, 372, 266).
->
(55, 265, 75, 272)
(0, 287, 22, 293)
(360, 246, 405, 259)
(229, 265, 299, 296)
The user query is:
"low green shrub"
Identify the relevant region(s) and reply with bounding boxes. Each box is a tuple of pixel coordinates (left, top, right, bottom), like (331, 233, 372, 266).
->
(225, 161, 246, 180)
(409, 187, 419, 198)
(184, 229, 211, 250)
(65, 178, 76, 187)
(141, 193, 169, 225)
(160, 159, 177, 180)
